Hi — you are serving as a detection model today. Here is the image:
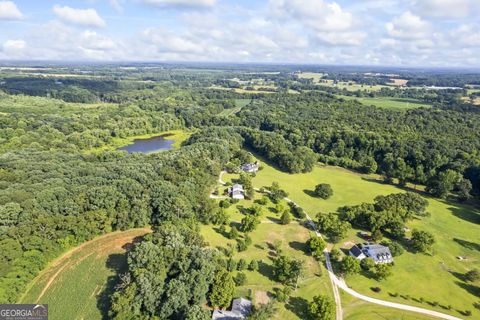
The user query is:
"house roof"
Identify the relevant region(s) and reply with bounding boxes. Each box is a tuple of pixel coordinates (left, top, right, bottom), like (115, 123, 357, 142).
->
(212, 298, 252, 320)
(363, 244, 392, 262)
(231, 184, 244, 191)
(349, 245, 364, 258)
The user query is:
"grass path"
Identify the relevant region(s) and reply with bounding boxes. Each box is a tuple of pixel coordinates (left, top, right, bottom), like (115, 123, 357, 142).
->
(20, 228, 151, 320)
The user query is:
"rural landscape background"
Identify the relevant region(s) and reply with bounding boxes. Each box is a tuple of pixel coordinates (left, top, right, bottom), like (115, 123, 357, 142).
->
(1, 1, 480, 320)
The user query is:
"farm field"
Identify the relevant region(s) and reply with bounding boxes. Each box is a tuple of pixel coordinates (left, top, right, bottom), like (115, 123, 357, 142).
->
(337, 95, 431, 110)
(251, 158, 480, 318)
(19, 228, 151, 320)
(201, 187, 332, 319)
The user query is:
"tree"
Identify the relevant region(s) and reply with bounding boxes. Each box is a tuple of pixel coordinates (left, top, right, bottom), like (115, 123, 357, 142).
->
(465, 269, 480, 282)
(280, 210, 291, 225)
(340, 255, 361, 275)
(314, 184, 333, 199)
(426, 169, 461, 199)
(248, 260, 259, 271)
(307, 236, 326, 260)
(184, 305, 210, 320)
(308, 295, 335, 320)
(316, 212, 350, 243)
(411, 229, 435, 253)
(234, 272, 247, 286)
(373, 263, 393, 280)
(246, 301, 278, 320)
(272, 255, 304, 288)
(237, 258, 247, 271)
(241, 214, 260, 232)
(360, 258, 375, 271)
(209, 269, 235, 308)
(239, 173, 254, 199)
(268, 182, 288, 203)
(229, 226, 239, 240)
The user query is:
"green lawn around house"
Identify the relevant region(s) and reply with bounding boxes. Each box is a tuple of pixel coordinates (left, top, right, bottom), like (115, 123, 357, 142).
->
(250, 158, 480, 318)
(201, 187, 332, 319)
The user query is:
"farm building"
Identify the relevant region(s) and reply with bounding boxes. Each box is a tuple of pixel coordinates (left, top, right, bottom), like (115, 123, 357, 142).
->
(241, 162, 259, 173)
(349, 243, 393, 264)
(212, 297, 252, 320)
(228, 184, 245, 200)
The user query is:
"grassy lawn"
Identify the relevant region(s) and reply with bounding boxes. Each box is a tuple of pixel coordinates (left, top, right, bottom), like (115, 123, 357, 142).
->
(19, 228, 151, 320)
(337, 95, 431, 110)
(201, 185, 332, 319)
(251, 159, 480, 318)
(341, 292, 435, 320)
(297, 72, 325, 83)
(218, 99, 251, 116)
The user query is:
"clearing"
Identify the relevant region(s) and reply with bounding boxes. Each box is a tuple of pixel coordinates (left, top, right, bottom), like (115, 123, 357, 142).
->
(202, 180, 332, 320)
(19, 228, 151, 320)
(337, 95, 431, 110)
(251, 158, 480, 318)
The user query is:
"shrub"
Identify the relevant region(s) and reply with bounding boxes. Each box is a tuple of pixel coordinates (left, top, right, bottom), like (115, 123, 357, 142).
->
(371, 287, 381, 293)
(314, 183, 333, 199)
(234, 272, 247, 286)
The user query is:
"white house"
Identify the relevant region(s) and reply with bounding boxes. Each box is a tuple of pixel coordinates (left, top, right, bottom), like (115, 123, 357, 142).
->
(349, 243, 393, 264)
(240, 162, 259, 173)
(349, 244, 367, 260)
(228, 184, 245, 200)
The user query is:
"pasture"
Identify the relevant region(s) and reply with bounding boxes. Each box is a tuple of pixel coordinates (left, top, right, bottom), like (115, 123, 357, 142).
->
(337, 95, 431, 110)
(19, 228, 151, 320)
(251, 159, 480, 318)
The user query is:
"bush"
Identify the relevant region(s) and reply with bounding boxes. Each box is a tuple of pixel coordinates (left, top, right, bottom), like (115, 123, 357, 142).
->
(237, 258, 247, 271)
(234, 272, 247, 286)
(248, 260, 259, 271)
(360, 258, 375, 271)
(314, 183, 333, 199)
(371, 287, 381, 293)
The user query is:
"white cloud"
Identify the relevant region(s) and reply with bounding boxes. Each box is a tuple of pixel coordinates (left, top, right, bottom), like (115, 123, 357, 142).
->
(269, 0, 355, 32)
(413, 0, 471, 18)
(142, 0, 216, 7)
(2, 39, 25, 51)
(451, 24, 480, 47)
(386, 11, 432, 40)
(0, 1, 23, 19)
(316, 31, 366, 46)
(53, 5, 106, 27)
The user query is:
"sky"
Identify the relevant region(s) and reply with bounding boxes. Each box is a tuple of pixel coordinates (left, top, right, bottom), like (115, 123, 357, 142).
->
(1, 0, 480, 67)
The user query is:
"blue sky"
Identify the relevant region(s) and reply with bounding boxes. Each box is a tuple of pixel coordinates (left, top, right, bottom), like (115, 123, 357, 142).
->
(0, 0, 479, 66)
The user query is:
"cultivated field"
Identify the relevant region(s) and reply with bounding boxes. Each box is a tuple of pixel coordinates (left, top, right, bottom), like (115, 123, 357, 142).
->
(19, 228, 151, 320)
(252, 158, 480, 318)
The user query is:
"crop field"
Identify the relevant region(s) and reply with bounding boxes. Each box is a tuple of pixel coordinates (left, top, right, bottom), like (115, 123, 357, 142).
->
(19, 228, 151, 320)
(202, 178, 332, 319)
(297, 72, 326, 83)
(337, 95, 431, 110)
(251, 159, 480, 318)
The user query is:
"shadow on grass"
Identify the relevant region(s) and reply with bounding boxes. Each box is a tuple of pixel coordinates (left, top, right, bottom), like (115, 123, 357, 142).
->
(450, 206, 480, 225)
(453, 238, 480, 252)
(266, 216, 281, 224)
(289, 241, 308, 254)
(456, 281, 480, 298)
(257, 260, 275, 281)
(285, 297, 312, 320)
(302, 189, 317, 198)
(96, 253, 128, 320)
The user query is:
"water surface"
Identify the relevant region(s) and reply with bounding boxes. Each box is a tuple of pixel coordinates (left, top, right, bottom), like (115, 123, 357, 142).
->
(118, 134, 174, 153)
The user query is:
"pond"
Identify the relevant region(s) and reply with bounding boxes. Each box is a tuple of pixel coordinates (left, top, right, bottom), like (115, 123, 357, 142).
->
(117, 134, 175, 153)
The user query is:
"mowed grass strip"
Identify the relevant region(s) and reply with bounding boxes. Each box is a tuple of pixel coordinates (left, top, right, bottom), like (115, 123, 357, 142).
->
(20, 228, 151, 320)
(252, 159, 480, 318)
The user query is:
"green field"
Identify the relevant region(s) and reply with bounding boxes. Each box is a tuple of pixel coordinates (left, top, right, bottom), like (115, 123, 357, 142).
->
(251, 159, 480, 318)
(337, 95, 431, 110)
(201, 185, 332, 319)
(342, 293, 435, 320)
(19, 229, 151, 320)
